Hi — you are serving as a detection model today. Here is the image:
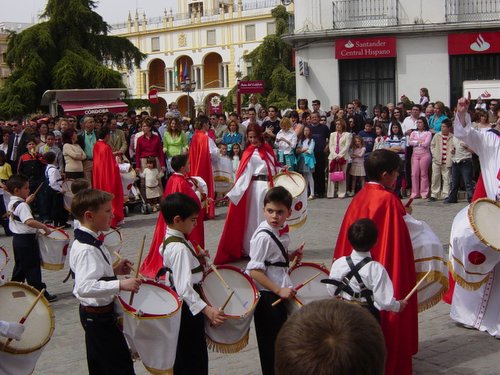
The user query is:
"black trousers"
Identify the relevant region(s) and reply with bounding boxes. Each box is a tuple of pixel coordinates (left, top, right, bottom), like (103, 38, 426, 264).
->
(79, 307, 135, 375)
(174, 303, 208, 375)
(405, 146, 413, 190)
(313, 151, 326, 196)
(254, 291, 288, 375)
(0, 194, 12, 235)
(12, 233, 46, 291)
(47, 188, 68, 225)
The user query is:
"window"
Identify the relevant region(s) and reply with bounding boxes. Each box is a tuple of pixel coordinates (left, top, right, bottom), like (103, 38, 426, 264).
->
(267, 22, 276, 35)
(245, 25, 256, 41)
(151, 37, 160, 52)
(207, 29, 216, 46)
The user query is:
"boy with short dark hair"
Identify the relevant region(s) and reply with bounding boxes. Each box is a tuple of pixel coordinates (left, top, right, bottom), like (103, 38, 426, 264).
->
(160, 192, 225, 375)
(44, 151, 68, 227)
(323, 218, 407, 321)
(246, 186, 302, 375)
(275, 299, 386, 375)
(6, 174, 56, 301)
(69, 189, 141, 375)
(333, 149, 417, 375)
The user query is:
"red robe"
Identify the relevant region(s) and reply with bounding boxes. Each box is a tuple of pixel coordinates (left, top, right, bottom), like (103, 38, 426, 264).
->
(214, 143, 278, 265)
(442, 173, 487, 304)
(139, 173, 205, 278)
(189, 130, 215, 219)
(92, 140, 124, 227)
(333, 183, 418, 375)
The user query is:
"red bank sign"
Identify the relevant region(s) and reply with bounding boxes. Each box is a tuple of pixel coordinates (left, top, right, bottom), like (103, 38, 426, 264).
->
(336, 37, 397, 60)
(238, 80, 265, 94)
(448, 31, 500, 55)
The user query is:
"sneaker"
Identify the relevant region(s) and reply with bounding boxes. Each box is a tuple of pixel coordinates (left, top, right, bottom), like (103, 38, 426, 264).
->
(428, 197, 437, 202)
(308, 195, 314, 200)
(45, 293, 58, 302)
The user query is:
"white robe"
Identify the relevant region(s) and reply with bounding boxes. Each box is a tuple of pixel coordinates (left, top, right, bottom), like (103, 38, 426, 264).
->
(450, 113, 500, 337)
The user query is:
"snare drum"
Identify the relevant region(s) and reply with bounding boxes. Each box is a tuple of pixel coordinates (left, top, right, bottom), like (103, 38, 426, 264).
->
(273, 172, 307, 229)
(404, 214, 449, 312)
(201, 265, 260, 353)
(0, 282, 55, 375)
(118, 280, 182, 374)
(0, 247, 9, 284)
(288, 262, 330, 314)
(213, 158, 234, 194)
(38, 225, 69, 271)
(102, 228, 123, 265)
(449, 198, 500, 290)
(62, 180, 73, 212)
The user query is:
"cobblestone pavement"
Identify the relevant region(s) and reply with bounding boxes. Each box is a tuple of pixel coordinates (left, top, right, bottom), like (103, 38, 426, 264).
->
(1, 196, 499, 374)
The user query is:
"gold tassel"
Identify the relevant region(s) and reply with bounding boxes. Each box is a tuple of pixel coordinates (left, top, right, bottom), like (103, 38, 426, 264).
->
(448, 262, 490, 291)
(205, 330, 250, 354)
(415, 271, 449, 313)
(143, 365, 173, 375)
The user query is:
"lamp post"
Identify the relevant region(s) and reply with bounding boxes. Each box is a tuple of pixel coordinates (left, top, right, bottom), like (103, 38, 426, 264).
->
(180, 77, 196, 118)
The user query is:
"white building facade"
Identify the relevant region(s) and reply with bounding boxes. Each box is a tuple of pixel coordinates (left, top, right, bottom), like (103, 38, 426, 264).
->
(110, 0, 281, 117)
(285, 0, 500, 112)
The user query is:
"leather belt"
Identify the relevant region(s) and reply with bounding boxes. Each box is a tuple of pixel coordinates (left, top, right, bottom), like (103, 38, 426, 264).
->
(80, 303, 114, 314)
(251, 175, 269, 182)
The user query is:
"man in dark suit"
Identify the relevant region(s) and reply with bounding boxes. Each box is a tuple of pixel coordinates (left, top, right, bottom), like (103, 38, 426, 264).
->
(7, 117, 29, 173)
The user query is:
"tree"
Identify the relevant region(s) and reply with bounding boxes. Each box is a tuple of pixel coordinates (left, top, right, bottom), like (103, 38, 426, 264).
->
(0, 0, 145, 118)
(243, 5, 295, 110)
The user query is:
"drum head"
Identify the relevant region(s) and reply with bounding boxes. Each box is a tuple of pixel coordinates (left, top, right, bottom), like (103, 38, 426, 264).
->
(0, 282, 55, 354)
(202, 266, 259, 318)
(469, 199, 500, 252)
(119, 280, 181, 318)
(45, 226, 69, 241)
(103, 229, 122, 247)
(0, 247, 8, 268)
(289, 263, 330, 306)
(273, 172, 306, 197)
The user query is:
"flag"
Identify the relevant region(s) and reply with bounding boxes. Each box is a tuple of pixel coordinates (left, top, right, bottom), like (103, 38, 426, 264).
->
(178, 63, 182, 85)
(174, 64, 178, 87)
(183, 61, 189, 80)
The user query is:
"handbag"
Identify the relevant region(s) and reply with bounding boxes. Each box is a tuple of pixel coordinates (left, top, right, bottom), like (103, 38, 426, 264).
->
(329, 159, 345, 182)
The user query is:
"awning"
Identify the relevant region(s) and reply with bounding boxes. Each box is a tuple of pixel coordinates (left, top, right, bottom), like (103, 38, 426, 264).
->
(59, 100, 128, 116)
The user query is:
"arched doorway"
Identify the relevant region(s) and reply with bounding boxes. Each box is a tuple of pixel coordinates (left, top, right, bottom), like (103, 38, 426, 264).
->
(148, 59, 166, 91)
(174, 55, 194, 87)
(150, 97, 167, 118)
(177, 95, 195, 120)
(203, 52, 223, 89)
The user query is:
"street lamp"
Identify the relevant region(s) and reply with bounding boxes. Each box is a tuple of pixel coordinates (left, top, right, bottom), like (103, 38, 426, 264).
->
(180, 77, 196, 118)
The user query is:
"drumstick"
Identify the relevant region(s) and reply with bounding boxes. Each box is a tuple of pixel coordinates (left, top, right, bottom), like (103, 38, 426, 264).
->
(129, 235, 146, 305)
(210, 265, 249, 309)
(272, 272, 322, 307)
(113, 251, 137, 275)
(404, 270, 431, 302)
(289, 242, 305, 271)
(32, 181, 45, 197)
(220, 290, 234, 311)
(3, 288, 45, 350)
(405, 198, 414, 208)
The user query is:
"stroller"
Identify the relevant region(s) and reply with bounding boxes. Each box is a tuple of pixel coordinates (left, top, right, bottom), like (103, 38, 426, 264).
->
(117, 156, 153, 215)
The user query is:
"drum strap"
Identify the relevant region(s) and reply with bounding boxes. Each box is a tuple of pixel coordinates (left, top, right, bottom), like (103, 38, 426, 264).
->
(257, 229, 289, 268)
(321, 257, 375, 308)
(74, 229, 109, 264)
(8, 200, 23, 222)
(156, 236, 203, 281)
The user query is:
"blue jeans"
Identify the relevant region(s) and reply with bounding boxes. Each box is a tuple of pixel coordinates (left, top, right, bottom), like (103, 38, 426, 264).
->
(448, 159, 474, 202)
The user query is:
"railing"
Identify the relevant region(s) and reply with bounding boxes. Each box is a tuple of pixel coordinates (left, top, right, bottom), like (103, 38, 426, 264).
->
(333, 0, 398, 29)
(445, 0, 500, 22)
(110, 0, 281, 31)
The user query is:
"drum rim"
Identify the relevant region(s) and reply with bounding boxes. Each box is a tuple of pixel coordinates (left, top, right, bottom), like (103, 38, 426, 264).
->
(104, 227, 123, 243)
(273, 171, 306, 196)
(288, 262, 330, 307)
(201, 264, 260, 319)
(42, 225, 70, 240)
(118, 279, 182, 319)
(0, 281, 55, 354)
(468, 198, 500, 252)
(0, 247, 9, 275)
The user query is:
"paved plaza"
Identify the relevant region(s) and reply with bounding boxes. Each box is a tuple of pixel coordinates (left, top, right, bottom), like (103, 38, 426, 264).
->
(1, 196, 499, 374)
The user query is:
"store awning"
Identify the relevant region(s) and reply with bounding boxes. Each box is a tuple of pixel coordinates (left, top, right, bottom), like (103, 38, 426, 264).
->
(59, 100, 128, 116)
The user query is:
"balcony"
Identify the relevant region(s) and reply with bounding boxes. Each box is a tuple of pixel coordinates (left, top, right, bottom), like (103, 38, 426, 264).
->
(333, 0, 398, 29)
(445, 0, 500, 22)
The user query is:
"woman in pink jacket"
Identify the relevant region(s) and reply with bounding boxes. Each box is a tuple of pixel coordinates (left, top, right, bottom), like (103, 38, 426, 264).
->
(408, 117, 432, 198)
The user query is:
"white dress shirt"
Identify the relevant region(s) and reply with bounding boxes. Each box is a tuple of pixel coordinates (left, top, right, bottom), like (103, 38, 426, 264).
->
(275, 129, 298, 155)
(326, 250, 400, 312)
(45, 164, 63, 192)
(401, 116, 419, 135)
(8, 196, 37, 234)
(161, 228, 207, 315)
(246, 221, 293, 291)
(69, 226, 120, 307)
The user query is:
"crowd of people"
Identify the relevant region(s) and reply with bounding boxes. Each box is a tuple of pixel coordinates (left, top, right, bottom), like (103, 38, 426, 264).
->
(0, 90, 498, 375)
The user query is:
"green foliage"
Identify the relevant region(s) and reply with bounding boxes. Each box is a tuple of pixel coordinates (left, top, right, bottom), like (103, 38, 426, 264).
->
(239, 5, 295, 111)
(0, 0, 145, 118)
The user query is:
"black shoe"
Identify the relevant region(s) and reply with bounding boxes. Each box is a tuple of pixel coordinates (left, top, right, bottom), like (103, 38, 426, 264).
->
(44, 293, 58, 302)
(428, 197, 437, 202)
(443, 199, 457, 204)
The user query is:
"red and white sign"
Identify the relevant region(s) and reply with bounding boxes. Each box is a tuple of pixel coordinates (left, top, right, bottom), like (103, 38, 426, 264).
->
(238, 80, 265, 94)
(209, 95, 223, 115)
(335, 37, 397, 60)
(148, 89, 159, 104)
(448, 31, 500, 55)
